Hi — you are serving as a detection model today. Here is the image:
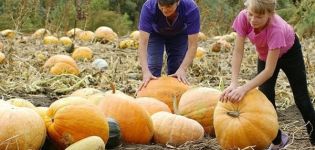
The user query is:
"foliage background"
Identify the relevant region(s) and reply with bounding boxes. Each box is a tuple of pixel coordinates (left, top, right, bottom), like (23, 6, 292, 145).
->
(0, 0, 314, 37)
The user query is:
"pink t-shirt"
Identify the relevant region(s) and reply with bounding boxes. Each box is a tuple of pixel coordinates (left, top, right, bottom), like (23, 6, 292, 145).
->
(232, 9, 295, 61)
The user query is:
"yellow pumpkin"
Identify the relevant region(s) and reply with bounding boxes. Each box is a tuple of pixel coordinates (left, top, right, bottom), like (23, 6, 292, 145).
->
(32, 28, 51, 39)
(78, 31, 95, 42)
(178, 87, 221, 136)
(67, 28, 83, 38)
(65, 136, 105, 150)
(34, 106, 51, 128)
(195, 47, 206, 59)
(94, 26, 118, 43)
(137, 76, 189, 112)
(0, 105, 46, 150)
(98, 88, 154, 144)
(119, 39, 137, 49)
(72, 47, 93, 61)
(0, 52, 5, 63)
(134, 97, 171, 116)
(47, 104, 109, 149)
(7, 98, 35, 108)
(151, 111, 204, 146)
(43, 36, 59, 45)
(213, 89, 278, 150)
(71, 88, 102, 99)
(50, 62, 80, 75)
(59, 36, 73, 46)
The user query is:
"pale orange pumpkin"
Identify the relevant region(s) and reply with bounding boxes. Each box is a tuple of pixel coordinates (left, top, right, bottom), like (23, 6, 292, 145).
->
(32, 28, 51, 39)
(67, 28, 83, 38)
(78, 31, 95, 42)
(86, 92, 107, 105)
(47, 104, 109, 149)
(0, 105, 46, 150)
(134, 97, 171, 116)
(151, 111, 204, 146)
(34, 106, 51, 128)
(0, 52, 5, 63)
(50, 62, 80, 75)
(137, 76, 189, 112)
(70, 88, 102, 99)
(213, 89, 278, 150)
(43, 36, 59, 45)
(98, 86, 154, 144)
(43, 54, 78, 69)
(178, 87, 221, 136)
(94, 26, 118, 43)
(72, 47, 93, 61)
(7, 98, 35, 108)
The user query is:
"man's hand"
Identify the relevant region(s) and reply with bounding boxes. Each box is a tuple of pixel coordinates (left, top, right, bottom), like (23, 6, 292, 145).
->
(137, 70, 157, 92)
(169, 67, 189, 85)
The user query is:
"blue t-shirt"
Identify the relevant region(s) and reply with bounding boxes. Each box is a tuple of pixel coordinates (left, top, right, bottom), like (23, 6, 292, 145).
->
(138, 0, 200, 36)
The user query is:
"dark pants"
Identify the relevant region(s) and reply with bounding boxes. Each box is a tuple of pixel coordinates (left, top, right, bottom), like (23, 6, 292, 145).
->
(257, 35, 315, 144)
(147, 32, 188, 77)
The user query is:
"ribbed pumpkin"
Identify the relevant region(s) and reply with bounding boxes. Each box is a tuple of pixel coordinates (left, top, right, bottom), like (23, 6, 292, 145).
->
(66, 28, 83, 38)
(135, 97, 171, 116)
(0, 104, 46, 150)
(195, 47, 206, 59)
(32, 28, 51, 39)
(50, 62, 80, 75)
(94, 26, 118, 43)
(65, 136, 105, 150)
(43, 54, 78, 68)
(7, 98, 35, 108)
(137, 76, 189, 112)
(72, 47, 93, 61)
(106, 117, 121, 149)
(151, 111, 204, 146)
(178, 87, 221, 136)
(98, 87, 154, 144)
(0, 52, 5, 63)
(43, 36, 59, 45)
(47, 104, 109, 149)
(71, 88, 102, 99)
(213, 89, 278, 150)
(59, 37, 73, 46)
(78, 31, 95, 42)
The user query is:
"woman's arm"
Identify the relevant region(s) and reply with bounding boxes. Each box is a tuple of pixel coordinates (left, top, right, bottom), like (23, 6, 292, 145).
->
(170, 33, 198, 84)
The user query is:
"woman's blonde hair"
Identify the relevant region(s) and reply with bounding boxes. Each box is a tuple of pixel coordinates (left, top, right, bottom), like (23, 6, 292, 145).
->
(244, 0, 276, 15)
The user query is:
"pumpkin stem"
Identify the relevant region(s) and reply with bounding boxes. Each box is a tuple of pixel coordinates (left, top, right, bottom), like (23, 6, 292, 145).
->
(109, 82, 116, 94)
(227, 111, 240, 118)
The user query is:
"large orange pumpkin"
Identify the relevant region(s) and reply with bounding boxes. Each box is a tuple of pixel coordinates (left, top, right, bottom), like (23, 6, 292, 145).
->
(137, 76, 189, 112)
(98, 88, 154, 144)
(151, 111, 204, 146)
(134, 97, 171, 116)
(178, 87, 221, 136)
(0, 104, 46, 150)
(47, 104, 109, 149)
(213, 89, 278, 150)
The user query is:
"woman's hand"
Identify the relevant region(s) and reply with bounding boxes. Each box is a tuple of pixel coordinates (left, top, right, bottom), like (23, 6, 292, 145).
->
(219, 83, 238, 102)
(225, 85, 248, 103)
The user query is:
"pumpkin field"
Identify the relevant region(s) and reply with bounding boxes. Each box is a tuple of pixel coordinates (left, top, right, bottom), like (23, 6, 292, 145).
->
(0, 26, 315, 150)
(1, 0, 315, 149)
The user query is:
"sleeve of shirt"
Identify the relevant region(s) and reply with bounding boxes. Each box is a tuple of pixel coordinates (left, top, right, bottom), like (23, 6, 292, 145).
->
(186, 8, 200, 35)
(138, 5, 153, 33)
(232, 10, 250, 37)
(267, 29, 286, 50)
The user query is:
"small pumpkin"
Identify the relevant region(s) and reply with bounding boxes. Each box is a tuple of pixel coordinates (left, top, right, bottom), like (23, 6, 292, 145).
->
(66, 28, 83, 38)
(151, 111, 204, 146)
(213, 89, 278, 150)
(137, 76, 189, 112)
(59, 36, 73, 46)
(7, 98, 35, 108)
(43, 54, 79, 70)
(195, 47, 206, 59)
(65, 136, 105, 150)
(72, 47, 93, 61)
(50, 62, 80, 75)
(134, 97, 171, 116)
(43, 36, 59, 45)
(32, 28, 51, 39)
(106, 117, 121, 149)
(178, 87, 221, 136)
(129, 30, 140, 41)
(0, 105, 46, 150)
(78, 31, 95, 42)
(0, 52, 5, 63)
(0, 29, 16, 39)
(47, 104, 109, 149)
(92, 58, 109, 70)
(94, 26, 118, 43)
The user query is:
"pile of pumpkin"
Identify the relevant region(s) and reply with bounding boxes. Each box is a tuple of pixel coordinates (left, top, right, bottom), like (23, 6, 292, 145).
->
(0, 76, 279, 150)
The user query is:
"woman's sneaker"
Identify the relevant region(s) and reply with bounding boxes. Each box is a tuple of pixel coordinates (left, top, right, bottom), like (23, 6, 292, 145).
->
(267, 133, 289, 150)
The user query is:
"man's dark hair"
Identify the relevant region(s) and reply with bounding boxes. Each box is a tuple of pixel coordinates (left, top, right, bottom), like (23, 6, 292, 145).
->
(158, 0, 180, 6)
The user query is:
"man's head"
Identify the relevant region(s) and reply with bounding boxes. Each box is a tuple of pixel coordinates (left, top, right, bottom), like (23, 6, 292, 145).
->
(158, 0, 180, 17)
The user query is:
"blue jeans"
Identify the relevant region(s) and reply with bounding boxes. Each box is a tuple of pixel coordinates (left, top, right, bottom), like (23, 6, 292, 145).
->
(147, 32, 188, 77)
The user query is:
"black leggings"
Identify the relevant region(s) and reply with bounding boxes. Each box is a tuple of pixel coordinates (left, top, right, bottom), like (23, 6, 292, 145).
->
(257, 35, 315, 144)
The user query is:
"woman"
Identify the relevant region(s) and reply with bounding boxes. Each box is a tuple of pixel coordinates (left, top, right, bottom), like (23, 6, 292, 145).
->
(137, 0, 200, 91)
